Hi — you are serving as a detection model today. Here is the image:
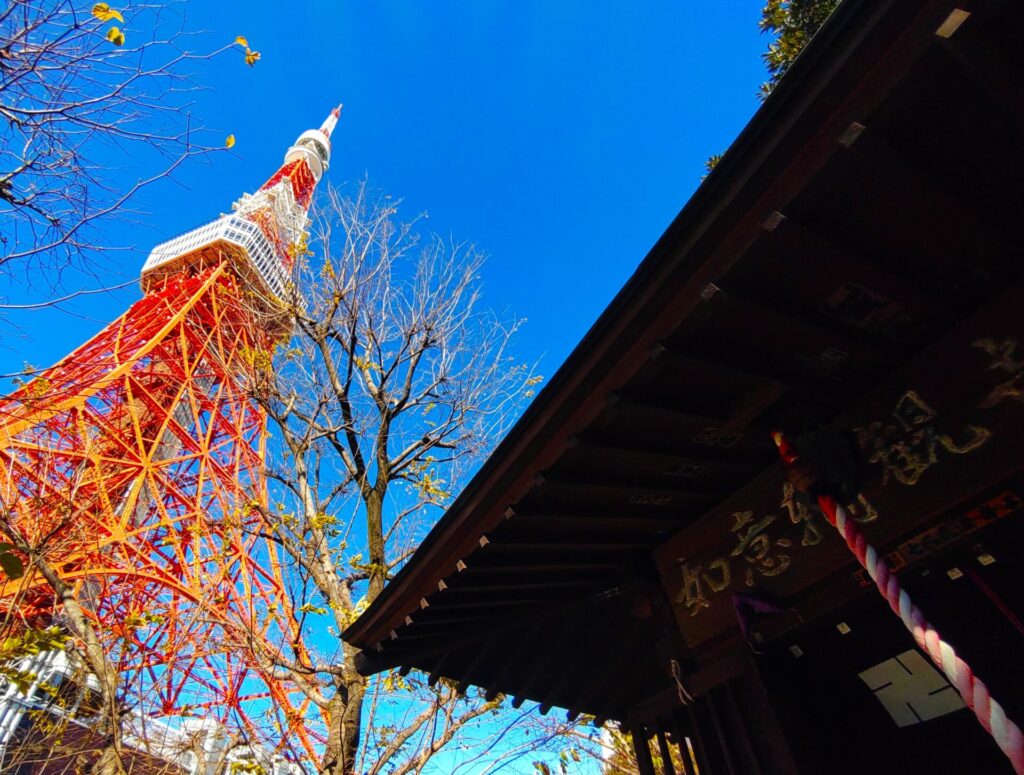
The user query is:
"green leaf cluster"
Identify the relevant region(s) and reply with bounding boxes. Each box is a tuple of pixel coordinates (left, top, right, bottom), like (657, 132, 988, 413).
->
(0, 543, 24, 580)
(0, 627, 70, 694)
(759, 0, 840, 98)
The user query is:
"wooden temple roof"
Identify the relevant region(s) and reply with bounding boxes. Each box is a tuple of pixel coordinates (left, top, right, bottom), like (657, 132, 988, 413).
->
(345, 0, 1024, 724)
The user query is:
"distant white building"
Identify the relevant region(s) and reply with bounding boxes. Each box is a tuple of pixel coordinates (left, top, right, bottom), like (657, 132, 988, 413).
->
(0, 650, 303, 775)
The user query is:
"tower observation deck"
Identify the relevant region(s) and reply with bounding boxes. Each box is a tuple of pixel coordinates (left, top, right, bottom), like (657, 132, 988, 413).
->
(0, 107, 341, 765)
(143, 106, 340, 307)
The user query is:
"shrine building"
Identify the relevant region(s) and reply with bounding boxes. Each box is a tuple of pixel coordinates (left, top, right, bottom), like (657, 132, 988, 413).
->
(345, 1, 1024, 772)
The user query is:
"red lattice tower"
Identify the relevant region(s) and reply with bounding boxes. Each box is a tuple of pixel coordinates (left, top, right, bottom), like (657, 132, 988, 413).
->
(0, 107, 342, 759)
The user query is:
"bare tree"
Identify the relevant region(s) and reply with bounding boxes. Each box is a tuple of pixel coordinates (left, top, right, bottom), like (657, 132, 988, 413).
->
(0, 0, 244, 289)
(241, 182, 595, 774)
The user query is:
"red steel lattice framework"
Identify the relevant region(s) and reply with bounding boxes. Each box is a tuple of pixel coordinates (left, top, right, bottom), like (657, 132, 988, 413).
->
(0, 107, 342, 761)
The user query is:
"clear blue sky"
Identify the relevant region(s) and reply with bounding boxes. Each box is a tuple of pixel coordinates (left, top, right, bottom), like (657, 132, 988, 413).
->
(1, 0, 767, 387)
(1, 3, 772, 771)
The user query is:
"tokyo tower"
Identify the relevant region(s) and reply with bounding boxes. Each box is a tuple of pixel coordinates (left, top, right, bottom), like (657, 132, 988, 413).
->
(0, 107, 341, 759)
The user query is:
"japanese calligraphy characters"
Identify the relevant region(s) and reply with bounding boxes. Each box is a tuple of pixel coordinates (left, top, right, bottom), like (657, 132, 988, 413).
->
(673, 485, 879, 615)
(674, 559, 731, 617)
(975, 337, 1024, 408)
(781, 483, 876, 547)
(856, 390, 990, 486)
(729, 510, 792, 587)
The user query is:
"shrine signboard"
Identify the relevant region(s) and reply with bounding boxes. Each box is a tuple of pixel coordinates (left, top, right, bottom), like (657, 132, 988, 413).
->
(655, 280, 1024, 648)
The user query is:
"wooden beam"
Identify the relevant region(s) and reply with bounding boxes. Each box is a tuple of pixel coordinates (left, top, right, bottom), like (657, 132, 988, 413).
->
(720, 379, 787, 436)
(772, 215, 952, 309)
(672, 297, 906, 398)
(364, 592, 583, 676)
(639, 341, 794, 434)
(483, 616, 551, 702)
(632, 686, 691, 721)
(453, 634, 498, 695)
(561, 630, 647, 720)
(444, 564, 605, 586)
(427, 655, 447, 687)
(936, 20, 1024, 137)
(473, 538, 632, 566)
(443, 578, 599, 595)
(396, 611, 480, 628)
(599, 628, 668, 720)
(508, 509, 685, 530)
(510, 604, 593, 711)
(433, 582, 589, 600)
(653, 347, 804, 394)
(607, 392, 727, 428)
(357, 603, 525, 671)
(564, 621, 653, 721)
(393, 586, 621, 647)
(848, 130, 1015, 252)
(568, 437, 762, 476)
(536, 474, 722, 504)
(719, 288, 904, 367)
(458, 560, 619, 575)
(401, 593, 528, 614)
(480, 540, 657, 554)
(684, 648, 747, 697)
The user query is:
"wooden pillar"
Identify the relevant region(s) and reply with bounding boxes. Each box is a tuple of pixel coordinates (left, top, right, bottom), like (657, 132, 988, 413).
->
(721, 682, 763, 775)
(667, 708, 694, 775)
(630, 722, 657, 775)
(683, 705, 716, 775)
(656, 721, 678, 775)
(706, 690, 738, 775)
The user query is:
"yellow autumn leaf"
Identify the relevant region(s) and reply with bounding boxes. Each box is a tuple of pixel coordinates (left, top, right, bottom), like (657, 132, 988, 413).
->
(244, 47, 261, 67)
(92, 3, 124, 23)
(105, 26, 125, 46)
(235, 35, 249, 47)
(225, 134, 236, 149)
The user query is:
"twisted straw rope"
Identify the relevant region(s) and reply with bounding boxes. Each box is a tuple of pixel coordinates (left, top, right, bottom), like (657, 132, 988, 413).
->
(772, 433, 1023, 772)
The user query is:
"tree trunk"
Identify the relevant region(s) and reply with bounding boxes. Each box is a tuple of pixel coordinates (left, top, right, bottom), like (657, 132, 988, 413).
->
(89, 745, 126, 775)
(322, 661, 367, 775)
(21, 548, 126, 774)
(365, 490, 386, 601)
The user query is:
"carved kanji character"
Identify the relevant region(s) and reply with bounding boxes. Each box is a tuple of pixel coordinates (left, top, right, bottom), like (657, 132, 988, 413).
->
(729, 510, 791, 586)
(701, 558, 731, 593)
(780, 482, 823, 546)
(674, 561, 710, 617)
(857, 391, 989, 486)
(974, 337, 1024, 408)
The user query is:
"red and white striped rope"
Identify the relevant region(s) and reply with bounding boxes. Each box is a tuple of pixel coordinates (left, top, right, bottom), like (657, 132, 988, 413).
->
(772, 432, 1024, 773)
(821, 493, 1024, 774)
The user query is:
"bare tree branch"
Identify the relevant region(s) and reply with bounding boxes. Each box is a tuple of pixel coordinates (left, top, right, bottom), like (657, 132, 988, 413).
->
(0, 0, 240, 294)
(241, 181, 574, 775)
